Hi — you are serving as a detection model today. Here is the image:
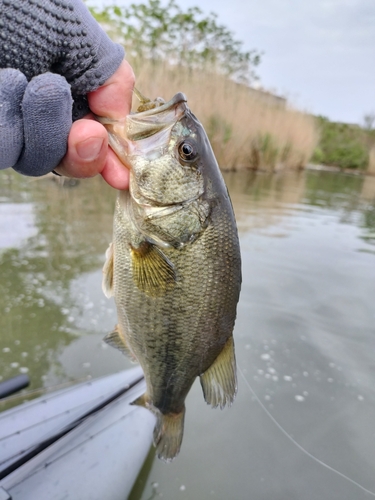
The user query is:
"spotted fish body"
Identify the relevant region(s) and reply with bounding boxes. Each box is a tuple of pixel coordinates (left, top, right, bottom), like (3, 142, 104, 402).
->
(99, 93, 241, 461)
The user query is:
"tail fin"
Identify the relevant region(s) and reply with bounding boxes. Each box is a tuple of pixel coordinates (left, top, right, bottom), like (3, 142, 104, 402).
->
(132, 393, 185, 462)
(153, 407, 186, 462)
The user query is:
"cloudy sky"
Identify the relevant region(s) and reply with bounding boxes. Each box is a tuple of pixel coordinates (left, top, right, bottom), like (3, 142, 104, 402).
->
(176, 0, 375, 124)
(98, 0, 375, 124)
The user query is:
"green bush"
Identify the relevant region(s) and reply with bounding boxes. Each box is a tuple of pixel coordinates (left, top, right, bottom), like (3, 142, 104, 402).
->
(312, 116, 369, 170)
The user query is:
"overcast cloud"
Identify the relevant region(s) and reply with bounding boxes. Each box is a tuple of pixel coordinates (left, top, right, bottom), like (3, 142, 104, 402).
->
(99, 0, 375, 123)
(176, 0, 375, 124)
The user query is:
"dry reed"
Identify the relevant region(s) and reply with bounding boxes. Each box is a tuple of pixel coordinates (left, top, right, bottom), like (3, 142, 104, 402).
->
(367, 148, 375, 175)
(130, 60, 319, 171)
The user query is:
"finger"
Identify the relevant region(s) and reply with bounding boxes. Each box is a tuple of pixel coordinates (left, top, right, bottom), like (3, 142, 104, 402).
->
(13, 73, 72, 177)
(88, 59, 135, 119)
(56, 116, 130, 189)
(56, 118, 108, 178)
(86, 60, 134, 187)
(100, 148, 130, 190)
(0, 69, 27, 169)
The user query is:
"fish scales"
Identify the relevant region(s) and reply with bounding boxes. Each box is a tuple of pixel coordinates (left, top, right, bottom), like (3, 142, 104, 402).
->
(99, 92, 241, 461)
(114, 193, 240, 406)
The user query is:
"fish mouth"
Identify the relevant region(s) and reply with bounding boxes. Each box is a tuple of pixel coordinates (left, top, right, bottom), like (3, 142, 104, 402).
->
(97, 93, 188, 160)
(126, 92, 187, 142)
(134, 92, 187, 118)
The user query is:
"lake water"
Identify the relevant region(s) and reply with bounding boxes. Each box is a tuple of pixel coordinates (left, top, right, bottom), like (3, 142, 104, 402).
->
(0, 168, 375, 500)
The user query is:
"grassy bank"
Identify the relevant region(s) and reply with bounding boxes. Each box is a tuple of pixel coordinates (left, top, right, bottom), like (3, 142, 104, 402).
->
(91, 2, 317, 172)
(128, 60, 318, 171)
(311, 116, 375, 174)
(91, 2, 375, 175)
(368, 148, 375, 175)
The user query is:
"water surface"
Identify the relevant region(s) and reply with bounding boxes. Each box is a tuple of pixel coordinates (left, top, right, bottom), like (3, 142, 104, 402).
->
(0, 169, 375, 500)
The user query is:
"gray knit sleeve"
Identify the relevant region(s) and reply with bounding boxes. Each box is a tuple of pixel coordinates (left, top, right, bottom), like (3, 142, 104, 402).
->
(0, 0, 125, 176)
(0, 0, 125, 119)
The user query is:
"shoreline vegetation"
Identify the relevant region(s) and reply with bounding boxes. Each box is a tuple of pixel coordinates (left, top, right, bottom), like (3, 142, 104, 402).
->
(90, 1, 375, 175)
(131, 62, 319, 172)
(311, 116, 375, 175)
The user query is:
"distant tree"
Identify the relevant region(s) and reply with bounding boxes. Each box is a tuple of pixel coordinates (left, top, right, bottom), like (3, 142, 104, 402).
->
(90, 0, 261, 83)
(363, 112, 375, 131)
(312, 116, 369, 170)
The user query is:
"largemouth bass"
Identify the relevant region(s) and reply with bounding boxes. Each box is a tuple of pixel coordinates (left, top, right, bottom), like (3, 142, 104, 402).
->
(98, 92, 241, 461)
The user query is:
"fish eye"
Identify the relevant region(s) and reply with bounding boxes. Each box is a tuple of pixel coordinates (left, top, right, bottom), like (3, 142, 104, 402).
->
(178, 141, 197, 162)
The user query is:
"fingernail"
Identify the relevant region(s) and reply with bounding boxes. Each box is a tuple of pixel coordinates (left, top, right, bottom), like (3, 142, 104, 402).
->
(76, 137, 104, 161)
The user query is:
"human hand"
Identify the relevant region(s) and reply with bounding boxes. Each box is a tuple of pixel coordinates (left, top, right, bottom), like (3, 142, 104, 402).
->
(0, 0, 132, 188)
(55, 60, 134, 190)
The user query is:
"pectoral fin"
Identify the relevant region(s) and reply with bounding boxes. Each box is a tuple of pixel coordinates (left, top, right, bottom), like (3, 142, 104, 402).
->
(200, 336, 237, 409)
(131, 241, 176, 297)
(104, 325, 137, 362)
(102, 242, 114, 298)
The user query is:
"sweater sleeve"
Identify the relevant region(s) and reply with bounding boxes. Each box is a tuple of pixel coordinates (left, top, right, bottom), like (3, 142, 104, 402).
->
(0, 0, 125, 119)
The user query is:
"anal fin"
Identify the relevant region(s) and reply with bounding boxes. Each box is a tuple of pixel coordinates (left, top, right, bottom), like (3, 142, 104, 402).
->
(104, 325, 137, 362)
(200, 336, 237, 409)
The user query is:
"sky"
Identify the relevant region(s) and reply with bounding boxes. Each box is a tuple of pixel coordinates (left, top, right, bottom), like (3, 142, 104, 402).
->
(97, 0, 375, 124)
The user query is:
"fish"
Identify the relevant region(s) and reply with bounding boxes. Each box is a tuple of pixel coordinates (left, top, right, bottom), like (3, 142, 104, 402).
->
(97, 91, 242, 461)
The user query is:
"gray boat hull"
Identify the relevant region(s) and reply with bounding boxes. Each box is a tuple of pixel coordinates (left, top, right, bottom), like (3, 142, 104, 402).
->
(0, 367, 155, 500)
